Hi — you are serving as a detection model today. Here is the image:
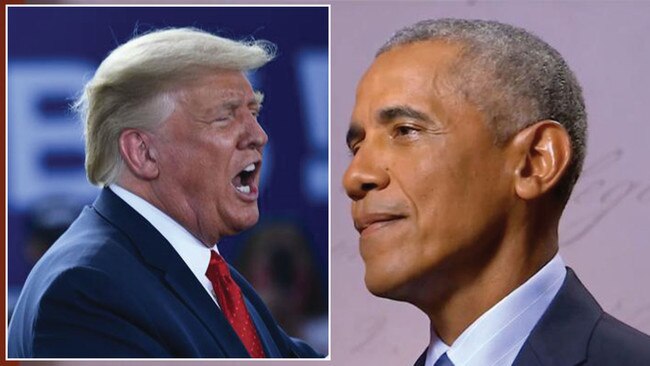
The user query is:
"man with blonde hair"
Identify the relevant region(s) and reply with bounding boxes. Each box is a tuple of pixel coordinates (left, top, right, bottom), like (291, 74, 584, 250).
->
(8, 27, 320, 358)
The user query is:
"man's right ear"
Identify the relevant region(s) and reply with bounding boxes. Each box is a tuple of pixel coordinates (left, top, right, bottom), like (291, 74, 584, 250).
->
(118, 129, 160, 180)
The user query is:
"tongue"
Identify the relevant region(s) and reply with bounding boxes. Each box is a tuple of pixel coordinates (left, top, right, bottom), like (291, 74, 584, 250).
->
(232, 175, 242, 187)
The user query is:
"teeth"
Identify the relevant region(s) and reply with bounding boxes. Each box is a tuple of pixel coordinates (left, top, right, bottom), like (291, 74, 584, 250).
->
(243, 163, 255, 172)
(236, 185, 251, 194)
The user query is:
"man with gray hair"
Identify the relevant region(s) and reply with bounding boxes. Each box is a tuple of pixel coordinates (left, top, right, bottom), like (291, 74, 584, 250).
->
(8, 27, 320, 358)
(343, 18, 650, 365)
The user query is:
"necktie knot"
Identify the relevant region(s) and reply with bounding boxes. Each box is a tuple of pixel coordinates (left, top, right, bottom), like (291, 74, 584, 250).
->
(206, 250, 265, 358)
(206, 250, 232, 282)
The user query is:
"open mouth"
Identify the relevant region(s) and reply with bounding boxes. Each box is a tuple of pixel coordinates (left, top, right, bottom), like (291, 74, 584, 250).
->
(232, 162, 258, 194)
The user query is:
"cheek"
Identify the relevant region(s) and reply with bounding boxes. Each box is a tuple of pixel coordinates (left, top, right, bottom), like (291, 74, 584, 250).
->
(398, 149, 455, 212)
(191, 137, 236, 173)
(159, 142, 230, 195)
(405, 147, 487, 232)
(421, 150, 510, 241)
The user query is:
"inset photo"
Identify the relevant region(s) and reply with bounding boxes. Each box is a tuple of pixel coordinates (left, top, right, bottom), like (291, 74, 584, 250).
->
(7, 5, 329, 360)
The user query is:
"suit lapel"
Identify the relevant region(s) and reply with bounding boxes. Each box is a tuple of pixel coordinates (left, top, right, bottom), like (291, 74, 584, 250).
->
(244, 296, 281, 357)
(163, 259, 249, 357)
(92, 188, 248, 357)
(230, 264, 287, 357)
(413, 348, 427, 366)
(513, 268, 603, 366)
(512, 344, 544, 366)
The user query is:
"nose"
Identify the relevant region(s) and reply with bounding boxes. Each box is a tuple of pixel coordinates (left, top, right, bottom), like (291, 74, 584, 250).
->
(239, 112, 268, 150)
(342, 144, 390, 201)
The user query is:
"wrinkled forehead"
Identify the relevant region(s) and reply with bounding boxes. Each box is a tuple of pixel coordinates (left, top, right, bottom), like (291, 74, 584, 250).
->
(177, 71, 261, 104)
(167, 71, 262, 122)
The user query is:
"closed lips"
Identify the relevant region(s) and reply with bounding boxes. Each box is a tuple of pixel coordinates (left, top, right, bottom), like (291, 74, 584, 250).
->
(354, 213, 406, 233)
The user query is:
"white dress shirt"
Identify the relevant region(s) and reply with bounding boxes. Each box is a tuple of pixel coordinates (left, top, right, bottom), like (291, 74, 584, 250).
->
(426, 254, 567, 366)
(109, 184, 220, 306)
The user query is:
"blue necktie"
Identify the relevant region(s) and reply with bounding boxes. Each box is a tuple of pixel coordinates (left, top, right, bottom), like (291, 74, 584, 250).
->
(434, 352, 454, 366)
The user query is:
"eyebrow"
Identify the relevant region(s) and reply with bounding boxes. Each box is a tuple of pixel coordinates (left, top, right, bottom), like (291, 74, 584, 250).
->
(219, 91, 263, 112)
(378, 105, 433, 124)
(346, 105, 438, 149)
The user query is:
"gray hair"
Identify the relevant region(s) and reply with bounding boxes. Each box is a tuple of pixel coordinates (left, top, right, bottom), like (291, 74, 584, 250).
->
(379, 19, 587, 203)
(75, 27, 276, 186)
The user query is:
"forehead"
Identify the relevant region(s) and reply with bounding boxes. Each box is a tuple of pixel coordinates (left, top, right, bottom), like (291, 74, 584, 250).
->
(370, 40, 463, 78)
(178, 70, 257, 106)
(354, 40, 464, 115)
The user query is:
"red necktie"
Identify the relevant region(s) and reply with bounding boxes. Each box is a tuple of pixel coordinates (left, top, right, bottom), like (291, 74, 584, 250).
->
(205, 250, 266, 358)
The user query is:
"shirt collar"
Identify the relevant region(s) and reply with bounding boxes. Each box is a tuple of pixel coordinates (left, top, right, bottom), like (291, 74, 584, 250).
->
(427, 253, 567, 366)
(109, 184, 219, 304)
(426, 329, 450, 366)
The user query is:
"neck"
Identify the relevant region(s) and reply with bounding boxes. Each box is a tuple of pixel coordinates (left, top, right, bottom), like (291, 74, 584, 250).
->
(115, 177, 218, 246)
(415, 212, 559, 345)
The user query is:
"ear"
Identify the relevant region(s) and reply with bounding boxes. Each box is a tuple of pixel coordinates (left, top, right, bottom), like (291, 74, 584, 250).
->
(118, 129, 159, 180)
(510, 120, 572, 200)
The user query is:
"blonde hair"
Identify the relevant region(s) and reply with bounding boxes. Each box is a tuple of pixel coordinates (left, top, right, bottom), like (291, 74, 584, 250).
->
(75, 27, 276, 186)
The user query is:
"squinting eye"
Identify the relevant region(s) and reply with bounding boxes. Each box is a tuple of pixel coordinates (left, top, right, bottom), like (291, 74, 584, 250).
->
(213, 111, 234, 122)
(395, 125, 419, 136)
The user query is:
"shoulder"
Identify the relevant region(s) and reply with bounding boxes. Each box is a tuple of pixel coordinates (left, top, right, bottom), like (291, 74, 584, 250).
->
(516, 268, 650, 366)
(9, 232, 170, 357)
(587, 312, 650, 363)
(8, 207, 149, 336)
(21, 212, 141, 296)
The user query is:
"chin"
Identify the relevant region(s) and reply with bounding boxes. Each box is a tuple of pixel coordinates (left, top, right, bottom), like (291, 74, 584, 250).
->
(363, 256, 441, 306)
(232, 211, 260, 232)
(363, 267, 412, 302)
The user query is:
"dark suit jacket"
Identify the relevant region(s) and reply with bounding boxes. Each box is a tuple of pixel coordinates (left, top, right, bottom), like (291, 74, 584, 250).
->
(8, 188, 321, 358)
(415, 268, 650, 366)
